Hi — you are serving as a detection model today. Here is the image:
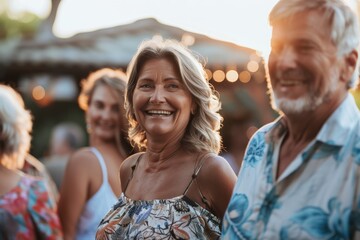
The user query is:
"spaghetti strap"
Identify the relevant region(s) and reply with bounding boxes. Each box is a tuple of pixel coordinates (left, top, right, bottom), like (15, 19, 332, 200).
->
(123, 154, 143, 194)
(182, 153, 211, 196)
(89, 147, 110, 184)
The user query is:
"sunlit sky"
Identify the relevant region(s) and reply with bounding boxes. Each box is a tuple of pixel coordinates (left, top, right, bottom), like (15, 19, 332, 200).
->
(7, 0, 359, 58)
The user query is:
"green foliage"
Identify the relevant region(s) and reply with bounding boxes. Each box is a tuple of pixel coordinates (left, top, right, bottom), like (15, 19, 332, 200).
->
(351, 88, 360, 110)
(0, 10, 41, 39)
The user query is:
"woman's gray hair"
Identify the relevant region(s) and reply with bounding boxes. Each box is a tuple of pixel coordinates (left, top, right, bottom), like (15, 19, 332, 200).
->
(78, 68, 131, 156)
(125, 38, 223, 154)
(269, 0, 360, 88)
(0, 84, 32, 169)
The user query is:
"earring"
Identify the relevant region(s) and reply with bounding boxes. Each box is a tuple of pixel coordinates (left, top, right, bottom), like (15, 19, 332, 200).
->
(86, 122, 92, 134)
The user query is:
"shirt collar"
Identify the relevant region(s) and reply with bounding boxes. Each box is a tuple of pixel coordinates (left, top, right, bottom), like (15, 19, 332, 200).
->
(316, 93, 360, 146)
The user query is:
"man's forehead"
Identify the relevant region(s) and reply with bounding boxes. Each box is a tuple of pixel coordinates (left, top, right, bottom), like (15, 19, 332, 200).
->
(271, 10, 331, 37)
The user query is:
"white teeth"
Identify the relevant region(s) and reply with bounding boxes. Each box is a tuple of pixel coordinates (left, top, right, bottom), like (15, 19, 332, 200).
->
(147, 110, 172, 115)
(279, 80, 301, 86)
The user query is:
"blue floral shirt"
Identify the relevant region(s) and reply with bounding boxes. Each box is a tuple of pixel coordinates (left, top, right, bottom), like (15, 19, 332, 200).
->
(222, 94, 360, 240)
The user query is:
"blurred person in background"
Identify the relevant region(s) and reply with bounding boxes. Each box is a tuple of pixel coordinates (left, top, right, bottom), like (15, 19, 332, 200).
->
(58, 68, 133, 240)
(44, 122, 85, 190)
(96, 38, 236, 239)
(221, 116, 256, 174)
(222, 0, 360, 239)
(0, 84, 62, 239)
(23, 153, 59, 202)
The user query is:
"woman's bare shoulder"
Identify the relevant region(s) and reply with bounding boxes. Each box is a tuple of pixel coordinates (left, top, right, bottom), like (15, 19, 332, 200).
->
(120, 152, 143, 175)
(197, 153, 236, 188)
(121, 152, 143, 168)
(197, 153, 237, 218)
(120, 152, 144, 189)
(200, 153, 232, 171)
(66, 147, 99, 170)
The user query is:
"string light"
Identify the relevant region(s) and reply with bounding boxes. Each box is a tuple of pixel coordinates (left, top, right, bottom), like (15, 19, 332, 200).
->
(226, 70, 238, 82)
(32, 85, 46, 100)
(247, 60, 259, 72)
(239, 71, 251, 83)
(213, 70, 225, 82)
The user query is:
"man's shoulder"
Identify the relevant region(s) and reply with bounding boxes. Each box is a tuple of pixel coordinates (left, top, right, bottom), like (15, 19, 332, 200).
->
(257, 121, 277, 134)
(249, 121, 278, 143)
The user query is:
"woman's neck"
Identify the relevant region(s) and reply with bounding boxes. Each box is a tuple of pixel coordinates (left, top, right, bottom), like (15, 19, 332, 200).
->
(143, 143, 183, 172)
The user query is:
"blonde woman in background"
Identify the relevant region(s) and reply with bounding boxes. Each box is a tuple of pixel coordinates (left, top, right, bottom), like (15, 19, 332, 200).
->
(59, 69, 133, 240)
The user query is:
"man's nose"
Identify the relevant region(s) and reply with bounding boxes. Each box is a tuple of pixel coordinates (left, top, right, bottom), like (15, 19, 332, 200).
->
(276, 46, 297, 70)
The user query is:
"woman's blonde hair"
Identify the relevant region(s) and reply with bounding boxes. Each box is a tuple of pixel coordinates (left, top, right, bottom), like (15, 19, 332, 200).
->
(78, 68, 132, 156)
(0, 84, 32, 169)
(125, 38, 223, 153)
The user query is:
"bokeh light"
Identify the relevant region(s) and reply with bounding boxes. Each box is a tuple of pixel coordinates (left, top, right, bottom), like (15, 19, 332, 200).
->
(226, 70, 238, 82)
(239, 71, 251, 83)
(247, 60, 259, 73)
(32, 85, 46, 101)
(205, 69, 212, 81)
(213, 70, 225, 83)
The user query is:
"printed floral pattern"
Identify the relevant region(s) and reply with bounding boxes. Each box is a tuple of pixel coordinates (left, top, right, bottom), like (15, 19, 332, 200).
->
(222, 193, 253, 240)
(243, 132, 266, 168)
(96, 193, 221, 240)
(0, 176, 62, 239)
(222, 95, 360, 239)
(280, 197, 354, 239)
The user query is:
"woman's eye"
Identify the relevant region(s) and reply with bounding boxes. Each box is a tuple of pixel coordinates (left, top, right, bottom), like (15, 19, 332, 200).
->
(111, 105, 120, 113)
(138, 83, 152, 89)
(168, 84, 179, 89)
(93, 101, 104, 109)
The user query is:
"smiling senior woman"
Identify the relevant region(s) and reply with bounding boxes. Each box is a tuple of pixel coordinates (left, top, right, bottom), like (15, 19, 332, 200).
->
(96, 38, 237, 239)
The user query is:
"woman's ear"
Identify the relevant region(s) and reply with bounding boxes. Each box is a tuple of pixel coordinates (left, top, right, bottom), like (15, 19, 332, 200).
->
(191, 102, 197, 115)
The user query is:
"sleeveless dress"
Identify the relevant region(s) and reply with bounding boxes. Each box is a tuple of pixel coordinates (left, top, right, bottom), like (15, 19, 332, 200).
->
(96, 153, 221, 240)
(76, 147, 118, 240)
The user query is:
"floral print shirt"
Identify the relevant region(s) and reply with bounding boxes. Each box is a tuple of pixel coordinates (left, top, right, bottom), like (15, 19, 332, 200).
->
(222, 94, 360, 240)
(0, 174, 63, 239)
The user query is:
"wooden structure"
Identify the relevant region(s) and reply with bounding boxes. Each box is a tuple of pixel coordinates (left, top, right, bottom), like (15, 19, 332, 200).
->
(0, 18, 276, 158)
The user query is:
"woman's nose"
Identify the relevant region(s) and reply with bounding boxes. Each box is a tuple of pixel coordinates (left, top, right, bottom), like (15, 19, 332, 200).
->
(149, 87, 165, 103)
(102, 107, 113, 119)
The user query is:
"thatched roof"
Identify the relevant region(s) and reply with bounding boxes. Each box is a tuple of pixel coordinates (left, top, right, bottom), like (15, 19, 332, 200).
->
(0, 18, 261, 72)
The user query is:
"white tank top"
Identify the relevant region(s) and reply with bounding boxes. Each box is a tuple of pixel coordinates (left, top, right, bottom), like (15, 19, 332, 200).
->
(76, 147, 118, 240)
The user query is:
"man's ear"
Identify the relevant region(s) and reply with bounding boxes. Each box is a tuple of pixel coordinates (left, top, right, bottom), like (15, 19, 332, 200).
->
(341, 49, 358, 83)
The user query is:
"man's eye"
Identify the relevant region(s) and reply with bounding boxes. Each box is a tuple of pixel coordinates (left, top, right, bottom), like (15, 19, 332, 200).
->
(297, 45, 313, 52)
(271, 43, 282, 53)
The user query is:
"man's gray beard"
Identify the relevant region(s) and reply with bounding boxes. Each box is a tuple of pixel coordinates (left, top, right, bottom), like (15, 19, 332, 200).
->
(270, 66, 339, 115)
(271, 90, 327, 114)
